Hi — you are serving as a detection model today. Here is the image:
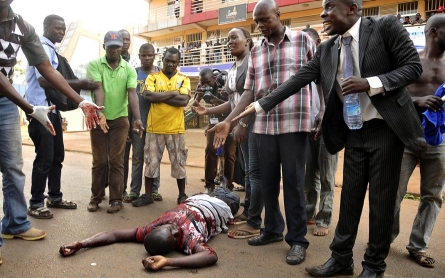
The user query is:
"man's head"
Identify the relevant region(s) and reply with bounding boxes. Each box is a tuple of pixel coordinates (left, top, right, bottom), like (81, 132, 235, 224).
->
(320, 0, 362, 36)
(162, 47, 180, 76)
(404, 16, 410, 23)
(144, 224, 180, 255)
(253, 0, 282, 38)
(415, 13, 421, 20)
(0, 0, 13, 9)
(103, 31, 123, 62)
(199, 68, 216, 88)
(43, 15, 66, 44)
(302, 28, 321, 46)
(139, 43, 155, 68)
(119, 30, 131, 53)
(397, 13, 401, 19)
(424, 14, 445, 52)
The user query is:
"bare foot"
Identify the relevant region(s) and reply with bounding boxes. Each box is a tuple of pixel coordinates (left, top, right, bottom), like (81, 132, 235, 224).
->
(313, 226, 329, 236)
(228, 224, 260, 239)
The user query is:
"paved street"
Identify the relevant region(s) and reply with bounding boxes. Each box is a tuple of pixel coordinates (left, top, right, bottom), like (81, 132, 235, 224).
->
(0, 131, 443, 277)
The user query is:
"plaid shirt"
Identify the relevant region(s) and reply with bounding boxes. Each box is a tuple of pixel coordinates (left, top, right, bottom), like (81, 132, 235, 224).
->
(244, 27, 314, 135)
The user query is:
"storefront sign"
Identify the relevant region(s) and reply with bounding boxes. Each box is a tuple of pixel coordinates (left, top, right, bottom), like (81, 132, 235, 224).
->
(218, 4, 247, 25)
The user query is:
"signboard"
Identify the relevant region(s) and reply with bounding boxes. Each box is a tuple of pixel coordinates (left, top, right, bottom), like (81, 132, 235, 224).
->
(218, 4, 247, 25)
(173, 36, 182, 46)
(405, 25, 425, 50)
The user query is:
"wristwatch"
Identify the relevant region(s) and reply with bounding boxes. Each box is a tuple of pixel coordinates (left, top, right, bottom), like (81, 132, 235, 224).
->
(238, 120, 248, 128)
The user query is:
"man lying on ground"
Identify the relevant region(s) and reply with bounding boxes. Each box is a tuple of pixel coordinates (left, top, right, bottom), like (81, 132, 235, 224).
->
(59, 176, 239, 271)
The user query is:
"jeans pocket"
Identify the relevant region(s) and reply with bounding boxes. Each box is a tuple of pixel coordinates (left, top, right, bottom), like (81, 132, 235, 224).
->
(179, 147, 188, 166)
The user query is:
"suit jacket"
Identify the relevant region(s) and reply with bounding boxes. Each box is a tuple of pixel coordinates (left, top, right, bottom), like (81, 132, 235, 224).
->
(258, 16, 423, 154)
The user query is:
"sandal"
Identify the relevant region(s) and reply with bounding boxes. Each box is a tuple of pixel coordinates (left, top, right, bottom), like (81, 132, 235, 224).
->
(28, 207, 53, 219)
(46, 199, 77, 209)
(228, 226, 260, 239)
(409, 252, 435, 268)
(152, 192, 163, 201)
(177, 194, 188, 204)
(123, 194, 138, 203)
(228, 214, 248, 225)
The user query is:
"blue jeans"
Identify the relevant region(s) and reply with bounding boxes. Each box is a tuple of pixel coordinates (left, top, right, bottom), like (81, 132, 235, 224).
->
(0, 97, 32, 247)
(304, 133, 338, 228)
(123, 131, 159, 195)
(392, 137, 445, 253)
(28, 112, 64, 208)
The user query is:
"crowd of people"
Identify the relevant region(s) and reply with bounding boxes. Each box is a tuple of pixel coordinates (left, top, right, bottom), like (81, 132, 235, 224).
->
(0, 0, 444, 276)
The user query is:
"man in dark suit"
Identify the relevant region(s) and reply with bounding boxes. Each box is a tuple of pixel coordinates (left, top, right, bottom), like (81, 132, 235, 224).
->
(222, 0, 423, 277)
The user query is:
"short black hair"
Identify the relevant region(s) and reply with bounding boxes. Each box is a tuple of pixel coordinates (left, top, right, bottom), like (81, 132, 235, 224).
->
(232, 27, 254, 50)
(118, 29, 130, 36)
(164, 47, 181, 60)
(302, 28, 320, 39)
(139, 43, 154, 53)
(199, 68, 213, 77)
(43, 14, 64, 27)
(143, 228, 176, 255)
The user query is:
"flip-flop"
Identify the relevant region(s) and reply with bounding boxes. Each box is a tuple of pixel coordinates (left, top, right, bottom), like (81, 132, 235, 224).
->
(228, 227, 260, 239)
(228, 215, 248, 225)
(409, 252, 435, 268)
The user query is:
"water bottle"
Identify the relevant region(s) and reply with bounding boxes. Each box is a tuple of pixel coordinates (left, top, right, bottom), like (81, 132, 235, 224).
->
(344, 93, 363, 130)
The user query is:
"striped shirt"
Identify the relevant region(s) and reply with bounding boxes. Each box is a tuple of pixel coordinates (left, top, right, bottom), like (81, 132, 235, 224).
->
(244, 27, 314, 135)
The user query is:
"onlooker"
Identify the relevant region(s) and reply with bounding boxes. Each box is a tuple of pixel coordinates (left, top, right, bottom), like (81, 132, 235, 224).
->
(0, 1, 101, 265)
(208, 0, 315, 265)
(403, 16, 411, 24)
(193, 68, 235, 193)
(87, 31, 144, 214)
(124, 43, 163, 206)
(301, 28, 338, 237)
(59, 185, 240, 271)
(392, 14, 445, 268)
(119, 30, 140, 68)
(411, 13, 424, 25)
(213, 38, 222, 63)
(231, 0, 423, 276)
(25, 14, 98, 219)
(142, 47, 191, 205)
(397, 14, 403, 23)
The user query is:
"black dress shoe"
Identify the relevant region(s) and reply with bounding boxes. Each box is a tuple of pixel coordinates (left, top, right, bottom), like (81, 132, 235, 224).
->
(247, 233, 283, 246)
(286, 245, 306, 265)
(305, 257, 354, 277)
(357, 269, 384, 278)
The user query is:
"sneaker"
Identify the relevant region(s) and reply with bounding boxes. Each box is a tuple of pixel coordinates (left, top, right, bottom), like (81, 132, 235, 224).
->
(87, 202, 99, 212)
(107, 201, 123, 213)
(177, 194, 188, 204)
(152, 192, 163, 201)
(2, 227, 46, 241)
(132, 194, 154, 207)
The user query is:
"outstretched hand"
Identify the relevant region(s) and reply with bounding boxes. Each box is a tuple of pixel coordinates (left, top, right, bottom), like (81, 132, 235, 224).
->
(208, 121, 231, 149)
(78, 100, 104, 130)
(29, 105, 56, 136)
(232, 103, 255, 122)
(190, 100, 207, 115)
(59, 242, 83, 257)
(142, 256, 168, 271)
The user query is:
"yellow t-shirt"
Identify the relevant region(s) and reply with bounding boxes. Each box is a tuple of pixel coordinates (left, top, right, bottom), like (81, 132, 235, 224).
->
(145, 71, 191, 134)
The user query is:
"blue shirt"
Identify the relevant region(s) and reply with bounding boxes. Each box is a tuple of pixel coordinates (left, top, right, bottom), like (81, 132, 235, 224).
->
(25, 36, 58, 107)
(135, 66, 159, 127)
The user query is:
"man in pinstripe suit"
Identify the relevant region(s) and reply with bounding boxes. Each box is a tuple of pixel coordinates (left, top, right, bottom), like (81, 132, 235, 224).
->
(225, 0, 423, 276)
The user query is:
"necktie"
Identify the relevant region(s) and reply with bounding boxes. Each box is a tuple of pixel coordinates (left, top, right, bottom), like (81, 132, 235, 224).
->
(342, 36, 362, 129)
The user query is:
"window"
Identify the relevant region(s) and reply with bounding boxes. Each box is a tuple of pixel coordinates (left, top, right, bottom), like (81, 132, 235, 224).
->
(425, 0, 445, 11)
(167, 0, 175, 17)
(398, 1, 418, 15)
(207, 30, 221, 40)
(280, 19, 291, 27)
(362, 7, 379, 17)
(186, 33, 202, 45)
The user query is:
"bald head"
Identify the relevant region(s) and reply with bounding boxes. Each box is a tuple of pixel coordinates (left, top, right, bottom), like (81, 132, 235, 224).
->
(254, 0, 279, 14)
(425, 13, 445, 33)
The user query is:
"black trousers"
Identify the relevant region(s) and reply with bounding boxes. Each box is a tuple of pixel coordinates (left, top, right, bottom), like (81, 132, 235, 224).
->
(330, 119, 404, 273)
(257, 132, 309, 248)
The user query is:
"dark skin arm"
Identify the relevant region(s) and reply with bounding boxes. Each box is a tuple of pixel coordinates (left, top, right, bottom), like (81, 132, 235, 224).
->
(59, 228, 137, 257)
(144, 90, 179, 103)
(412, 95, 443, 112)
(38, 78, 98, 91)
(164, 94, 190, 107)
(92, 82, 109, 133)
(208, 89, 254, 148)
(142, 244, 218, 271)
(128, 88, 144, 138)
(0, 73, 34, 114)
(313, 82, 325, 140)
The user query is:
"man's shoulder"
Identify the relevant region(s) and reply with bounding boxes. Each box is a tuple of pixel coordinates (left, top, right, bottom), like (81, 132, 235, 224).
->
(176, 72, 189, 79)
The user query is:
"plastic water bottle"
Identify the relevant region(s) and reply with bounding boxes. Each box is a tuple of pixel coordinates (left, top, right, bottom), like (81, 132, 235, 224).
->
(344, 93, 363, 130)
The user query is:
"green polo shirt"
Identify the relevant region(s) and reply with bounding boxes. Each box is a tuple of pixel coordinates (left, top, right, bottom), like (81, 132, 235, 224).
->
(87, 56, 137, 120)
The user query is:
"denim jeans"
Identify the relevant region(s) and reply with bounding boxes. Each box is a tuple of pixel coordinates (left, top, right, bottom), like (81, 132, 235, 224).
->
(392, 137, 445, 253)
(0, 97, 32, 247)
(304, 133, 338, 228)
(123, 131, 159, 195)
(90, 117, 129, 204)
(28, 112, 64, 208)
(241, 121, 264, 230)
